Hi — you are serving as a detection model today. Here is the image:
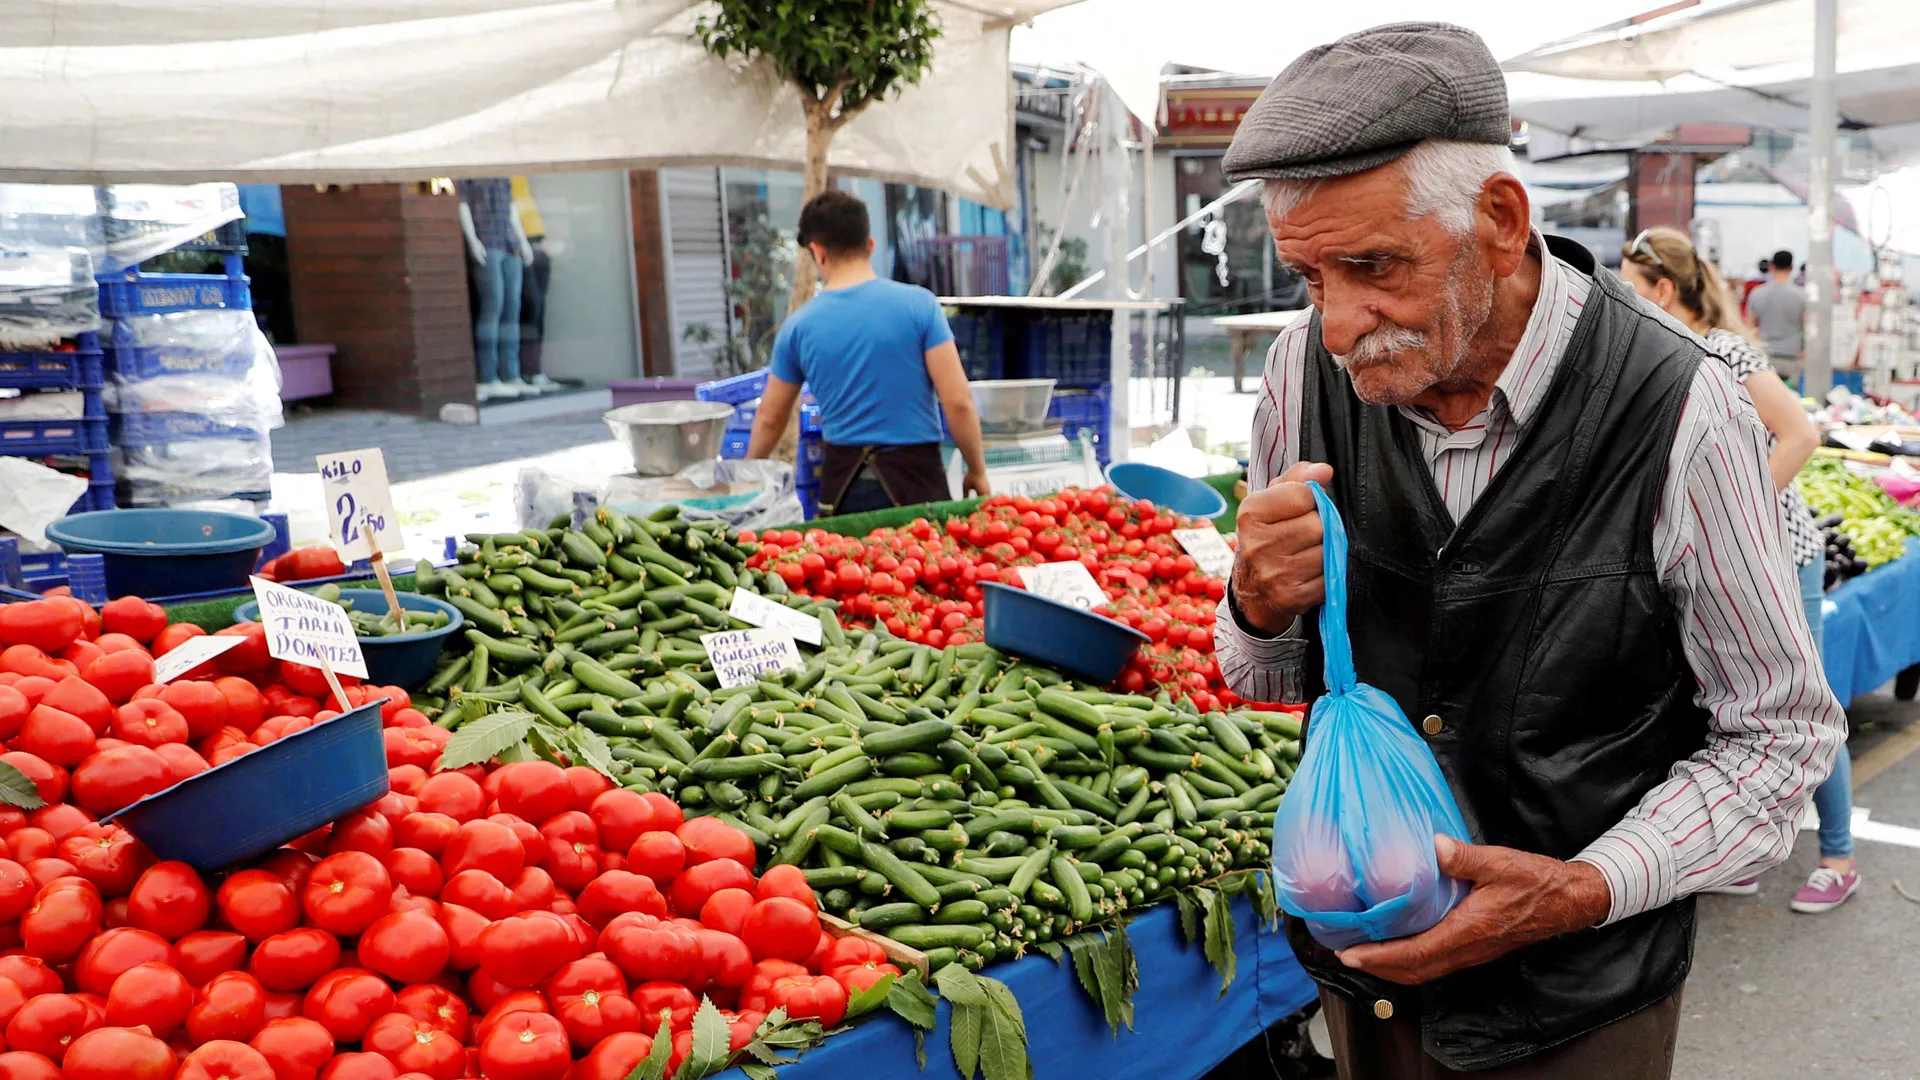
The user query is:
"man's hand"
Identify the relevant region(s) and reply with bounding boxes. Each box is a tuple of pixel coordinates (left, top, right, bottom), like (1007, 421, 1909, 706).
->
(1231, 461, 1334, 634)
(963, 471, 991, 498)
(1335, 835, 1613, 985)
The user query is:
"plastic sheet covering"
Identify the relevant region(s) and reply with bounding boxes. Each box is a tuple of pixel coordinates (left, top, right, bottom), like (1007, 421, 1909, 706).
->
(0, 244, 99, 348)
(0, 2, 1083, 208)
(0, 182, 244, 276)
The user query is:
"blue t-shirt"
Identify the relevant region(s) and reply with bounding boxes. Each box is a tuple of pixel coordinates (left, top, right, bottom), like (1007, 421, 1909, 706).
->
(770, 278, 953, 446)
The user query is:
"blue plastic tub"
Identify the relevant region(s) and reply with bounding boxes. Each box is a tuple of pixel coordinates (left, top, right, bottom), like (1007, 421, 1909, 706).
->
(103, 701, 389, 871)
(45, 509, 276, 599)
(233, 589, 464, 689)
(981, 581, 1148, 684)
(1105, 462, 1228, 520)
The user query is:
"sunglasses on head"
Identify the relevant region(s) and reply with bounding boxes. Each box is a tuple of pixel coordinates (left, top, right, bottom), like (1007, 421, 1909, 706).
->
(1627, 229, 1666, 271)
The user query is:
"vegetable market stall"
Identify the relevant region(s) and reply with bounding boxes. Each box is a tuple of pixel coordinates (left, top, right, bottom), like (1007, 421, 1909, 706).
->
(715, 895, 1315, 1080)
(1819, 539, 1920, 705)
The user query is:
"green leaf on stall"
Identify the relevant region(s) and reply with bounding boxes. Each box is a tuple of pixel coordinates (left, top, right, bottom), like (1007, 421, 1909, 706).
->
(1202, 889, 1238, 997)
(525, 725, 568, 765)
(1091, 929, 1136, 1035)
(1175, 890, 1201, 946)
(1249, 872, 1281, 930)
(950, 991, 982, 1080)
(1033, 941, 1064, 963)
(976, 976, 1031, 1080)
(624, 1019, 675, 1080)
(845, 972, 898, 1019)
(756, 1020, 825, 1050)
(681, 998, 734, 1080)
(740, 1065, 779, 1080)
(568, 725, 620, 778)
(0, 762, 45, 810)
(439, 709, 537, 769)
(886, 970, 938, 1031)
(1066, 936, 1101, 1010)
(914, 1028, 927, 1071)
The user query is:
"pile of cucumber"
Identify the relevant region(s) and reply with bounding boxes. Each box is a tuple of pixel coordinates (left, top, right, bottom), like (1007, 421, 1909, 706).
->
(411, 507, 1297, 974)
(304, 583, 453, 637)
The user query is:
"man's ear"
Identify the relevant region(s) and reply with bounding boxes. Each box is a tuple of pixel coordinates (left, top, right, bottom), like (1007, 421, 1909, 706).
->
(1479, 174, 1532, 279)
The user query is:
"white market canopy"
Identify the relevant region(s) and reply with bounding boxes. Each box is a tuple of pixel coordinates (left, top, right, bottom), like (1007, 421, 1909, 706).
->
(0, 0, 1081, 208)
(1505, 0, 1920, 171)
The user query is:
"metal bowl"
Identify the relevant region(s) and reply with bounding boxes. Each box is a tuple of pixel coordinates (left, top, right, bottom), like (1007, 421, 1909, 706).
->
(604, 400, 736, 475)
(971, 379, 1057, 434)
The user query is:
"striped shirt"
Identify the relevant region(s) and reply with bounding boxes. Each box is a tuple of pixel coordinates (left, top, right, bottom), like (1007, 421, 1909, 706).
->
(1216, 240, 1846, 926)
(1703, 328, 1825, 568)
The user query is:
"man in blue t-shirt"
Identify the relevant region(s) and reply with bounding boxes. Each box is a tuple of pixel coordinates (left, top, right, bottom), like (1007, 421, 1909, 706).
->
(747, 190, 990, 514)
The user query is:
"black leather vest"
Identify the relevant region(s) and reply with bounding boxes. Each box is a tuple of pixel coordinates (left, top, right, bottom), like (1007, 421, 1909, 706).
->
(1285, 237, 1711, 1070)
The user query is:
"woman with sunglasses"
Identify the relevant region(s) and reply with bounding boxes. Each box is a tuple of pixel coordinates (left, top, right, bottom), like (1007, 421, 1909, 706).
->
(1621, 226, 1857, 913)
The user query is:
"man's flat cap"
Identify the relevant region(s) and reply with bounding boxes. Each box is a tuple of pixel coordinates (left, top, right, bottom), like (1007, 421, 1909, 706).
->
(1222, 22, 1510, 182)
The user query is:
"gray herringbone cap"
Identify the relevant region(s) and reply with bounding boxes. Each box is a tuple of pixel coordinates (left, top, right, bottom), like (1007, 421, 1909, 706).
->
(1222, 22, 1510, 182)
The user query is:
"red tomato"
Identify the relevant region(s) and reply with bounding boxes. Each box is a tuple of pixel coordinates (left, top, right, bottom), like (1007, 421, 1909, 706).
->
(576, 870, 667, 930)
(79, 649, 153, 707)
(250, 1016, 336, 1080)
(767, 974, 847, 1027)
(151, 623, 209, 658)
(393, 984, 470, 1042)
(693, 929, 752, 992)
(21, 880, 103, 962)
(0, 954, 61, 999)
(506, 866, 556, 913)
(70, 745, 174, 815)
(105, 959, 193, 1035)
(317, 1051, 398, 1080)
(436, 903, 490, 972)
(0, 646, 72, 683)
(538, 812, 600, 892)
(0, 684, 28, 741)
(111, 699, 190, 748)
(359, 910, 449, 986)
(0, 858, 31, 922)
(213, 625, 273, 678)
(477, 1010, 571, 1080)
(16, 704, 98, 767)
(598, 914, 699, 985)
(571, 1031, 654, 1080)
(415, 774, 484, 822)
(101, 597, 168, 644)
(625, 831, 685, 885)
(301, 852, 394, 936)
(178, 1040, 278, 1080)
(667, 857, 753, 918)
(564, 766, 614, 812)
(7, 992, 100, 1063)
(302, 969, 396, 1043)
(444, 820, 523, 882)
(739, 898, 817, 964)
(1, 751, 66, 805)
(393, 813, 458, 858)
(125, 860, 210, 941)
(676, 817, 755, 870)
(382, 728, 445, 771)
(75, 925, 176, 995)
(697, 889, 754, 937)
(638, 793, 683, 833)
(379, 848, 442, 900)
(476, 911, 572, 989)
(154, 742, 211, 783)
(0, 601, 83, 654)
(63, 1023, 177, 1080)
(176, 929, 249, 986)
(0, 1052, 60, 1080)
(40, 676, 112, 734)
(215, 676, 268, 732)
(492, 762, 570, 824)
(218, 870, 299, 942)
(586, 790, 655, 855)
(440, 870, 515, 921)
(325, 808, 395, 857)
(35, 802, 97, 843)
(629, 982, 697, 1036)
(158, 681, 230, 741)
(754, 864, 816, 911)
(249, 928, 342, 993)
(187, 970, 270, 1044)
(362, 1013, 465, 1080)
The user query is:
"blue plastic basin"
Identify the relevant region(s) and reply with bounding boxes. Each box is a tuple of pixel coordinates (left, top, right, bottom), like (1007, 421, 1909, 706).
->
(46, 509, 276, 599)
(234, 589, 464, 689)
(1104, 462, 1229, 520)
(981, 581, 1149, 684)
(102, 701, 389, 871)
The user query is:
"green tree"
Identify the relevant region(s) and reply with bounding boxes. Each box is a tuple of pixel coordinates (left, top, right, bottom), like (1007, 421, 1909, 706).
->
(696, 0, 941, 313)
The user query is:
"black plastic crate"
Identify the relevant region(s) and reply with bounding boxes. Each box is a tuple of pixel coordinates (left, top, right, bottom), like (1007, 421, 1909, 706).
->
(948, 312, 1006, 381)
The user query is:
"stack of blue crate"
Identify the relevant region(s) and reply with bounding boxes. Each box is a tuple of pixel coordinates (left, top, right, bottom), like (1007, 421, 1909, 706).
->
(0, 331, 115, 513)
(1003, 310, 1115, 466)
(697, 368, 822, 521)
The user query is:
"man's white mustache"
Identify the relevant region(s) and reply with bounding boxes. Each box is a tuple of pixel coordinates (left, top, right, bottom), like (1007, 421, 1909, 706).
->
(1332, 324, 1428, 368)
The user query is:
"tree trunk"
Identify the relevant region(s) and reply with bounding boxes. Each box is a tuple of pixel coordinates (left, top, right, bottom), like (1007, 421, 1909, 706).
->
(775, 104, 838, 468)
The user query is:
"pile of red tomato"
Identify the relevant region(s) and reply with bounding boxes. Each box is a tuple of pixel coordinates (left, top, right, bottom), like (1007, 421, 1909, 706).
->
(740, 487, 1244, 711)
(0, 596, 889, 1080)
(255, 548, 349, 585)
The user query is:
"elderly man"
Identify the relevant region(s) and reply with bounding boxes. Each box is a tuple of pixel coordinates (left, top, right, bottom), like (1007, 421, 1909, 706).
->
(1216, 23, 1844, 1080)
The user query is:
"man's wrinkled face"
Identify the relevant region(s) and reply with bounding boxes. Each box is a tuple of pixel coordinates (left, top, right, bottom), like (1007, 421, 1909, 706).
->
(1270, 166, 1496, 406)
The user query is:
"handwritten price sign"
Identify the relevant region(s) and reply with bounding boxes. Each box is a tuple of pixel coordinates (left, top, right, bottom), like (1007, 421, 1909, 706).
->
(317, 448, 403, 562)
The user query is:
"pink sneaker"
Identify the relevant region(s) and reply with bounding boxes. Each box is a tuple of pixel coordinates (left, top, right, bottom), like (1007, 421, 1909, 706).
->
(1790, 866, 1860, 913)
(1701, 876, 1759, 896)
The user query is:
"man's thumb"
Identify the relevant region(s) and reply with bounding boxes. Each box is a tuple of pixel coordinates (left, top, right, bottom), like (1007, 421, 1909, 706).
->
(1273, 461, 1333, 487)
(1434, 834, 1490, 880)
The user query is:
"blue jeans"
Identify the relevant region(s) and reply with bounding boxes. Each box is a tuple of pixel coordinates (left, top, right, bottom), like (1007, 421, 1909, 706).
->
(1801, 557, 1855, 859)
(473, 249, 523, 383)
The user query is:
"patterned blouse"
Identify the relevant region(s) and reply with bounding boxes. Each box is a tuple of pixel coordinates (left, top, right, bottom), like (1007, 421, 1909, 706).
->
(1704, 328, 1825, 568)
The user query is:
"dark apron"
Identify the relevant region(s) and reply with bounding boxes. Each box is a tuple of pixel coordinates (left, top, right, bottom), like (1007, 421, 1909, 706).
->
(817, 442, 950, 517)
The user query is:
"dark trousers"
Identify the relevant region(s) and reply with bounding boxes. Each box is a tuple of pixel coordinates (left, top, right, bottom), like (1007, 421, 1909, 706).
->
(1320, 987, 1683, 1079)
(519, 238, 551, 376)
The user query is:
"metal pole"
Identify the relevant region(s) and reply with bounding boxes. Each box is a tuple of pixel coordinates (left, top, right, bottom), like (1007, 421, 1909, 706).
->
(1805, 0, 1838, 398)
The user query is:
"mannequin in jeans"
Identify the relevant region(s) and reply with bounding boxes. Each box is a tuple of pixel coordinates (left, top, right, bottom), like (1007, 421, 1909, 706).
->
(458, 177, 535, 402)
(511, 176, 556, 390)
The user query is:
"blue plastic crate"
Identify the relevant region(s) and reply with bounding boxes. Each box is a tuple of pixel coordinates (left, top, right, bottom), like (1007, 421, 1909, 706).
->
(696, 369, 770, 405)
(797, 483, 819, 521)
(0, 415, 109, 455)
(0, 336, 105, 390)
(949, 312, 1006, 381)
(801, 402, 821, 435)
(719, 430, 751, 460)
(726, 399, 758, 433)
(105, 342, 256, 382)
(1048, 384, 1112, 465)
(1014, 312, 1111, 387)
(98, 271, 251, 317)
(112, 411, 269, 445)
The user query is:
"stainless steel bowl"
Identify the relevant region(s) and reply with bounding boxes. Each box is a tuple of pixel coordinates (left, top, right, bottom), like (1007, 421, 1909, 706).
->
(604, 400, 736, 476)
(971, 378, 1057, 434)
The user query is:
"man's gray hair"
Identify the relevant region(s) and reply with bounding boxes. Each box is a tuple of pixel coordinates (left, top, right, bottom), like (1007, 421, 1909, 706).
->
(1259, 139, 1518, 235)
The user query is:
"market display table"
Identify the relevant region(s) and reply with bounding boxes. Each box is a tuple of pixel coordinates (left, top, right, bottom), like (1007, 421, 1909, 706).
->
(1211, 310, 1304, 393)
(1821, 539, 1920, 704)
(719, 896, 1315, 1080)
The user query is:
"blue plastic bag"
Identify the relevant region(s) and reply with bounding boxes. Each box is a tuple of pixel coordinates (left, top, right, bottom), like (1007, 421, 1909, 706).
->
(1270, 481, 1472, 950)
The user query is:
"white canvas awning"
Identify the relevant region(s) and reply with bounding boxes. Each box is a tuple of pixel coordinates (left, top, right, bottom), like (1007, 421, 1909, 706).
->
(0, 0, 1082, 208)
